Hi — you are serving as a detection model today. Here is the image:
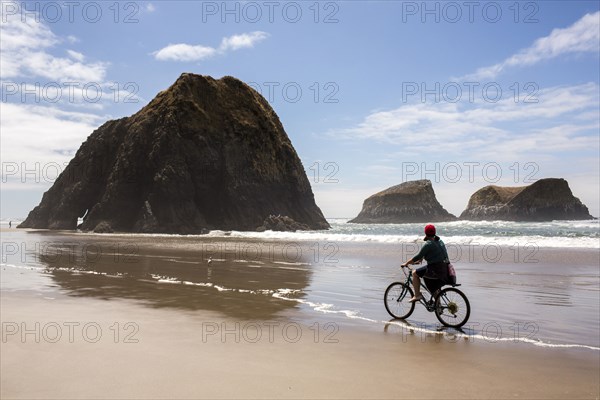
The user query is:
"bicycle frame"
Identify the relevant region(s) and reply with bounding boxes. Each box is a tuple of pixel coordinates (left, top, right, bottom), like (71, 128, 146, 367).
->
(400, 266, 438, 312)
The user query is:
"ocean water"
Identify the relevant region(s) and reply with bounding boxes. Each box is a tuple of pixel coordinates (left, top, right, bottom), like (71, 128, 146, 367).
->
(3, 218, 598, 248)
(211, 218, 600, 249)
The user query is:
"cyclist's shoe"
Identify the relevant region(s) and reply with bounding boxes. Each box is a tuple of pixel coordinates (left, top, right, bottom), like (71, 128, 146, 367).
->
(409, 294, 423, 303)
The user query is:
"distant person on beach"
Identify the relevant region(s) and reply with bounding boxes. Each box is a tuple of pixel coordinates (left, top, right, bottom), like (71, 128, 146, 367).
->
(8, 221, 11, 228)
(401, 224, 449, 302)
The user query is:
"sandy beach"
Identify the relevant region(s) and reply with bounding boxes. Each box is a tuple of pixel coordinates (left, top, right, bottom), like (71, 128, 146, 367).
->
(2, 290, 599, 399)
(1, 228, 599, 399)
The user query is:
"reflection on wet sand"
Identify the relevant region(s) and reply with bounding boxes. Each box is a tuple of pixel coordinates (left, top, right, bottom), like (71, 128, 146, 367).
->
(383, 318, 470, 341)
(37, 237, 313, 320)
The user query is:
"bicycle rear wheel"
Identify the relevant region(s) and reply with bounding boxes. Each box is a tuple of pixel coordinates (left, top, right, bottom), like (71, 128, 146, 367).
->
(434, 287, 470, 328)
(384, 282, 415, 319)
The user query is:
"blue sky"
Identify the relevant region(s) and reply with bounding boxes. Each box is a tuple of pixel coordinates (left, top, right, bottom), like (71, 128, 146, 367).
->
(1, 1, 599, 219)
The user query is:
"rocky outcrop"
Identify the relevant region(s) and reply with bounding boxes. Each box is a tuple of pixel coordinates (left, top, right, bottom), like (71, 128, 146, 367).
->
(460, 178, 594, 221)
(349, 180, 456, 223)
(93, 221, 114, 233)
(458, 185, 526, 220)
(19, 73, 329, 233)
(256, 215, 311, 232)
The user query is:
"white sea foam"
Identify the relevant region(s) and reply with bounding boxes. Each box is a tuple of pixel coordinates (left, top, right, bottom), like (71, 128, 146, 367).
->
(272, 289, 382, 323)
(4, 262, 597, 351)
(165, 259, 200, 264)
(68, 219, 598, 249)
(272, 261, 311, 266)
(383, 320, 600, 351)
(0, 263, 127, 279)
(203, 218, 600, 249)
(208, 231, 599, 248)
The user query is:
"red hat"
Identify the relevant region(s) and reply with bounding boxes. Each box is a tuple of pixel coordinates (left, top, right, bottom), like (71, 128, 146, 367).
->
(424, 224, 436, 237)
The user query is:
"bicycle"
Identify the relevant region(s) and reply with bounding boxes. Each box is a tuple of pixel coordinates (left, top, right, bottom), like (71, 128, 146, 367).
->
(384, 265, 471, 328)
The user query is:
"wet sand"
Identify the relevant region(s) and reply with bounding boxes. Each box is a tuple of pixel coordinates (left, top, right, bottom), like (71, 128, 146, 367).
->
(2, 291, 599, 400)
(1, 229, 599, 398)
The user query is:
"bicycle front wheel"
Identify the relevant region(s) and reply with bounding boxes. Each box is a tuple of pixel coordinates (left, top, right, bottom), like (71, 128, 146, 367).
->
(434, 287, 470, 328)
(384, 282, 415, 319)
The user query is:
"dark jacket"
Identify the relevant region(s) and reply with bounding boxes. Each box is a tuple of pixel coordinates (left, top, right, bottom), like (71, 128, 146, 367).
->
(411, 236, 449, 281)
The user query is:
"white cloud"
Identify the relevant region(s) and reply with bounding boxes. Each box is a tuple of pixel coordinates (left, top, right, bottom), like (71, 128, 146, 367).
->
(22, 51, 107, 82)
(329, 83, 600, 158)
(0, 103, 105, 169)
(0, 4, 108, 82)
(219, 31, 269, 52)
(0, 5, 141, 109)
(0, 12, 58, 51)
(152, 43, 217, 62)
(66, 50, 85, 62)
(461, 11, 600, 80)
(152, 31, 269, 62)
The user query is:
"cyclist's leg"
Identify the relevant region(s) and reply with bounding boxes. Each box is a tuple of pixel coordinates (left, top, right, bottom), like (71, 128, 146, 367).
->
(411, 265, 428, 301)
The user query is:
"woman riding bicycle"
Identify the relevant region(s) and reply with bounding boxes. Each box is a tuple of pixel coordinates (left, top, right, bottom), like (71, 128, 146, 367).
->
(401, 224, 449, 303)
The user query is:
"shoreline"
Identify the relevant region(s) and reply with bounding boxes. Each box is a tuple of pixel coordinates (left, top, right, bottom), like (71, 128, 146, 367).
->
(6, 225, 600, 248)
(0, 219, 600, 253)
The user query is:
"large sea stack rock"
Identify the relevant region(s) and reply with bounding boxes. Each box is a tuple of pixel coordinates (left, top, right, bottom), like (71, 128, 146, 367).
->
(19, 73, 329, 233)
(349, 180, 456, 223)
(458, 185, 526, 220)
(460, 178, 593, 221)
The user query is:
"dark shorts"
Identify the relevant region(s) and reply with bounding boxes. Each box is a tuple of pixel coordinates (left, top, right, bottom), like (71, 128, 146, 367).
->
(415, 262, 447, 280)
